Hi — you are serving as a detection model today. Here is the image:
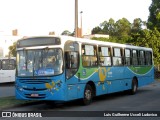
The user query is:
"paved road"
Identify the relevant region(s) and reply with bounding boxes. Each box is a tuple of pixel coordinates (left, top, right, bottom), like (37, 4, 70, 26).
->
(1, 81, 160, 120)
(0, 83, 15, 97)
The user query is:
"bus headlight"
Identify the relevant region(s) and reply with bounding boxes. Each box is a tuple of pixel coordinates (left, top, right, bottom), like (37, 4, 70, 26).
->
(15, 84, 23, 91)
(57, 83, 61, 87)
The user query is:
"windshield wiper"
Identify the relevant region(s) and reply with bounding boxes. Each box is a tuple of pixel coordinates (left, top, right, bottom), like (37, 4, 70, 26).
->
(41, 47, 49, 67)
(24, 50, 28, 71)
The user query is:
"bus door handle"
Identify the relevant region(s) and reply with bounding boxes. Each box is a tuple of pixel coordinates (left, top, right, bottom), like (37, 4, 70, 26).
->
(78, 73, 80, 82)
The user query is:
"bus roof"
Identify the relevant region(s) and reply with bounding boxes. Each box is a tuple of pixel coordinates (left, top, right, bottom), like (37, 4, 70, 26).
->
(60, 36, 152, 51)
(17, 35, 152, 51)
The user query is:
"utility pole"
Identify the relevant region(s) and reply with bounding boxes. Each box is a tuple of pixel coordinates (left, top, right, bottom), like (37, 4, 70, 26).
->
(80, 11, 83, 37)
(75, 0, 78, 37)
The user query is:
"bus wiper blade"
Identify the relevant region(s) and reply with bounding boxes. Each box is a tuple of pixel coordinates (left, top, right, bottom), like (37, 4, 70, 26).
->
(25, 51, 28, 71)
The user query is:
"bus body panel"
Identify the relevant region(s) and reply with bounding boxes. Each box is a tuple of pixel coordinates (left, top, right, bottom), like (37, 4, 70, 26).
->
(16, 64, 154, 101)
(0, 69, 15, 83)
(15, 74, 68, 101)
(74, 65, 154, 97)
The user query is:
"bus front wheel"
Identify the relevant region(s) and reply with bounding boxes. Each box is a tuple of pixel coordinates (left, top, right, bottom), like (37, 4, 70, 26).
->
(82, 84, 93, 105)
(130, 79, 138, 95)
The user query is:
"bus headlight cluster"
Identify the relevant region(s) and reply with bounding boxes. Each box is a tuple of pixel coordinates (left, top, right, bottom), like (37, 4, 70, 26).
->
(57, 83, 61, 87)
(15, 84, 23, 91)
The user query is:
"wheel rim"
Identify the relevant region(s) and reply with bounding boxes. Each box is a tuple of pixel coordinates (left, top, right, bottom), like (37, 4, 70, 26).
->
(85, 89, 92, 100)
(133, 83, 137, 92)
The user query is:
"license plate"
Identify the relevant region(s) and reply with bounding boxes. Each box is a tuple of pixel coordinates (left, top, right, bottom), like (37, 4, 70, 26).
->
(31, 94, 39, 97)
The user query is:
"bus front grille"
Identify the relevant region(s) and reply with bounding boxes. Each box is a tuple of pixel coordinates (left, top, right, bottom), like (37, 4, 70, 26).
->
(19, 79, 51, 84)
(23, 88, 47, 91)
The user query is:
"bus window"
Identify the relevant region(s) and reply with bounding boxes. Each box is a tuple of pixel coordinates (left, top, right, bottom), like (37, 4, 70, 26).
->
(17, 49, 63, 76)
(113, 48, 123, 66)
(124, 49, 131, 65)
(65, 52, 78, 69)
(124, 49, 131, 66)
(2, 59, 15, 70)
(64, 40, 79, 79)
(139, 51, 145, 65)
(65, 51, 79, 79)
(132, 50, 138, 66)
(82, 45, 97, 67)
(145, 51, 152, 65)
(98, 46, 111, 66)
(0, 60, 1, 69)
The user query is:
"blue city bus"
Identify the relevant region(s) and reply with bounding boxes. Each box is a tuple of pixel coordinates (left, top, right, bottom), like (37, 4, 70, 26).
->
(15, 36, 154, 105)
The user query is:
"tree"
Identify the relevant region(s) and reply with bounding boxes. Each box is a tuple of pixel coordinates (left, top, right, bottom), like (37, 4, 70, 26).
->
(115, 18, 131, 37)
(147, 0, 160, 31)
(131, 18, 143, 33)
(91, 26, 102, 34)
(91, 18, 133, 43)
(9, 42, 16, 57)
(91, 18, 132, 42)
(131, 28, 160, 65)
(61, 30, 72, 36)
(100, 18, 116, 36)
(113, 18, 132, 43)
(130, 18, 143, 44)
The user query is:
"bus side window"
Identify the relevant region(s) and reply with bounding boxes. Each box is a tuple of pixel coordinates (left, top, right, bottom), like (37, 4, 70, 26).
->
(82, 44, 98, 67)
(145, 51, 152, 65)
(124, 49, 131, 66)
(2, 59, 15, 70)
(132, 50, 138, 66)
(98, 46, 111, 66)
(112, 48, 123, 66)
(139, 50, 145, 65)
(0, 60, 1, 70)
(65, 51, 79, 79)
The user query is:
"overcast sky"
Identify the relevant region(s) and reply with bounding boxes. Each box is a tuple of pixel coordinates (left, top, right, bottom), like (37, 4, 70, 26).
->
(0, 0, 152, 35)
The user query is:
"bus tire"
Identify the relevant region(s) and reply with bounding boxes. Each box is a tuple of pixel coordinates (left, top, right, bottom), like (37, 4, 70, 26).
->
(130, 79, 138, 95)
(82, 84, 93, 105)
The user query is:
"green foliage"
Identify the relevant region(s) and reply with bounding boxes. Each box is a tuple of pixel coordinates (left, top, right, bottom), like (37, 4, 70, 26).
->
(131, 18, 143, 33)
(8, 42, 17, 57)
(124, 28, 160, 65)
(100, 18, 116, 36)
(91, 15, 160, 65)
(61, 30, 72, 36)
(91, 37, 117, 43)
(0, 96, 36, 110)
(115, 18, 131, 38)
(147, 0, 160, 31)
(91, 26, 103, 34)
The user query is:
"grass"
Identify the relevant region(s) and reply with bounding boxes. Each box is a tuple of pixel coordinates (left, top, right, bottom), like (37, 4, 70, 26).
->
(0, 96, 37, 110)
(155, 78, 160, 81)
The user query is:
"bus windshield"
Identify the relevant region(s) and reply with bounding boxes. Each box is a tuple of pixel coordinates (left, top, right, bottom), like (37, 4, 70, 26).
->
(17, 48, 63, 77)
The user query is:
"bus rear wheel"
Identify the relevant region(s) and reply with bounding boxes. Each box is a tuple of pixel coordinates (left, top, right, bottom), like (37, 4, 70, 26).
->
(130, 79, 138, 95)
(82, 84, 93, 105)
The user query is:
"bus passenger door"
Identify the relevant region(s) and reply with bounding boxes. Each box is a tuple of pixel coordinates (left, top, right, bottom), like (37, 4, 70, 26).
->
(65, 51, 79, 100)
